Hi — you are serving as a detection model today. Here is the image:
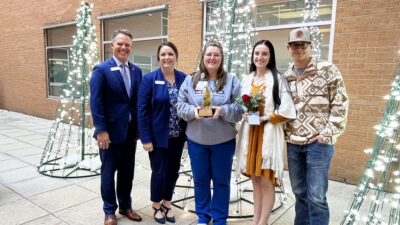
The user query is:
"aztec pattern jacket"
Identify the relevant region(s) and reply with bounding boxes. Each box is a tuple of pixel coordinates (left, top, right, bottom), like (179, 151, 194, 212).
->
(284, 57, 349, 145)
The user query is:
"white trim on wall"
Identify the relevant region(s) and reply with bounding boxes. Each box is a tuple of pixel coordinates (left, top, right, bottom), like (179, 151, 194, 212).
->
(97, 5, 168, 20)
(328, 0, 338, 62)
(103, 35, 168, 44)
(42, 21, 77, 29)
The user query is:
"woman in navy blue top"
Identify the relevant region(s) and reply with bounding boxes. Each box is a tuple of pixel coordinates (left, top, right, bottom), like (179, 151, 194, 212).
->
(138, 42, 187, 224)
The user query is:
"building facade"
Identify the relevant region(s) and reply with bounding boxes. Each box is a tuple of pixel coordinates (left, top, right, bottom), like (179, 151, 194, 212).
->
(0, 0, 399, 184)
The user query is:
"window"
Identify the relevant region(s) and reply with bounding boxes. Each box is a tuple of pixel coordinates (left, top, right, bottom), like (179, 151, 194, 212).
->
(257, 25, 331, 72)
(255, 0, 334, 72)
(45, 24, 76, 97)
(100, 6, 168, 75)
(204, 0, 336, 73)
(256, 0, 333, 27)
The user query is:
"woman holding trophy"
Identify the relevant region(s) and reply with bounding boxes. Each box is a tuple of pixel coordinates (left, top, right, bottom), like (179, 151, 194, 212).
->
(177, 40, 243, 225)
(236, 40, 296, 225)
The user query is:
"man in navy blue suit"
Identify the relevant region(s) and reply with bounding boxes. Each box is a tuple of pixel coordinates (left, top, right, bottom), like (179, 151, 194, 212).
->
(90, 29, 143, 225)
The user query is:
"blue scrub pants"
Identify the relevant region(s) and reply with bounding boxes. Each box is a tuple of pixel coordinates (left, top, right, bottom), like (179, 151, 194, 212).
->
(187, 138, 236, 225)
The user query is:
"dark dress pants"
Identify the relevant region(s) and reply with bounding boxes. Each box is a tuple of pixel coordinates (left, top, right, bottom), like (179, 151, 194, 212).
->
(149, 137, 185, 202)
(100, 122, 137, 215)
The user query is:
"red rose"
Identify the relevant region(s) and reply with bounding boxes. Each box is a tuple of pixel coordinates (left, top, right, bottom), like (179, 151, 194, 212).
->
(242, 94, 251, 103)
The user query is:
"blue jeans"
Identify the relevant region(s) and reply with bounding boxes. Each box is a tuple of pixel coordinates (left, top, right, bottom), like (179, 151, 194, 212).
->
(287, 141, 334, 225)
(187, 138, 236, 225)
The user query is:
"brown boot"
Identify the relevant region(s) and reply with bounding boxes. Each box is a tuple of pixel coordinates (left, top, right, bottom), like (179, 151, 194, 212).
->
(119, 208, 142, 222)
(104, 214, 117, 225)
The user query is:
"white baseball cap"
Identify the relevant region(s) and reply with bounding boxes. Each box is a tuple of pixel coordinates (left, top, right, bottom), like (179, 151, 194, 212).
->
(288, 27, 311, 43)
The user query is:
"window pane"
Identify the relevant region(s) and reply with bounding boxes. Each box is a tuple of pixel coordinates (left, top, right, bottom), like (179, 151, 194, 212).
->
(47, 26, 76, 46)
(104, 11, 167, 40)
(162, 11, 168, 36)
(256, 0, 333, 27)
(48, 48, 69, 97)
(48, 48, 69, 59)
(257, 26, 330, 72)
(103, 39, 162, 75)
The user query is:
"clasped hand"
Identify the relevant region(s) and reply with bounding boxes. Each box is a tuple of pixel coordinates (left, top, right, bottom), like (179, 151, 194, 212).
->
(242, 112, 268, 123)
(309, 135, 326, 144)
(194, 106, 221, 119)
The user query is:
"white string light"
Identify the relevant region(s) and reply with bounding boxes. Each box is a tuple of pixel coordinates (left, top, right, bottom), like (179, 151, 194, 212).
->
(38, 1, 100, 178)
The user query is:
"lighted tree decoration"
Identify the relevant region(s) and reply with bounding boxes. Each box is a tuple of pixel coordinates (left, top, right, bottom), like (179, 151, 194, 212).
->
(341, 64, 400, 224)
(203, 0, 257, 80)
(38, 1, 100, 178)
(303, 0, 323, 59)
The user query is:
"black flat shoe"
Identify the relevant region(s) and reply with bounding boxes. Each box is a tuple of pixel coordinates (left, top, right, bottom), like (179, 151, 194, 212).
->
(161, 204, 176, 223)
(153, 206, 166, 224)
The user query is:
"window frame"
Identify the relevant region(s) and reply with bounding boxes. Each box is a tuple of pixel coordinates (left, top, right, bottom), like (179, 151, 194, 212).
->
(43, 22, 76, 99)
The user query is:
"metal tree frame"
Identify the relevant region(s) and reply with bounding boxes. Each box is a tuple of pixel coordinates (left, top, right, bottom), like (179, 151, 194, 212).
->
(171, 147, 287, 219)
(38, 2, 100, 178)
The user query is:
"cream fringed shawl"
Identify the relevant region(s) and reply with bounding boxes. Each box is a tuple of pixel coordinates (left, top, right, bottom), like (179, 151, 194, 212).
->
(235, 71, 296, 185)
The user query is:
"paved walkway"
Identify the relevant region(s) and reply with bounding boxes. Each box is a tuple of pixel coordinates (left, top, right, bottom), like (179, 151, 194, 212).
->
(0, 109, 356, 225)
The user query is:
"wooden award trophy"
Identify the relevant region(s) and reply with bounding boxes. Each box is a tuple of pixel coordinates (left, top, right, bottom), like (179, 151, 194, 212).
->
(198, 86, 213, 117)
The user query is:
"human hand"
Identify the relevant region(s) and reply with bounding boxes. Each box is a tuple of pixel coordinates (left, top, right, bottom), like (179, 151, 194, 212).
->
(194, 106, 202, 119)
(97, 131, 111, 149)
(310, 135, 325, 144)
(242, 112, 248, 122)
(212, 106, 221, 119)
(259, 116, 268, 123)
(143, 142, 154, 152)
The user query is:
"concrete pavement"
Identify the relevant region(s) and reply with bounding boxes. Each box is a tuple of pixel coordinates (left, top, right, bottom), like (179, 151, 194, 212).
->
(0, 109, 356, 225)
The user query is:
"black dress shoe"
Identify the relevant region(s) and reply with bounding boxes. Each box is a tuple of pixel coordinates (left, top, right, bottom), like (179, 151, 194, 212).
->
(161, 204, 176, 223)
(152, 206, 166, 224)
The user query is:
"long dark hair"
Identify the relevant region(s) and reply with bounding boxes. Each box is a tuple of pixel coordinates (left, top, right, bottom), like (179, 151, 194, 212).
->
(192, 40, 227, 92)
(250, 40, 281, 110)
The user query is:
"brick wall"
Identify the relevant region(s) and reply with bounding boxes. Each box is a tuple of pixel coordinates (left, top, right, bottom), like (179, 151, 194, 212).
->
(0, 1, 81, 119)
(331, 0, 400, 184)
(0, 0, 202, 119)
(169, 0, 203, 73)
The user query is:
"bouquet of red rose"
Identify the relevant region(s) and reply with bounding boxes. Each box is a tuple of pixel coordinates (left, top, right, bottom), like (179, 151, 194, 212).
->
(236, 91, 263, 112)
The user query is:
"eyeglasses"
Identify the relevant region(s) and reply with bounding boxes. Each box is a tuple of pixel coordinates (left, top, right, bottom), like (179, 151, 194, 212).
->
(289, 42, 311, 49)
(204, 53, 221, 59)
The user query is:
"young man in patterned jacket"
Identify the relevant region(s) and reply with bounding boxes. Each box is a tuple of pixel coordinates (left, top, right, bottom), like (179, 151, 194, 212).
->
(284, 27, 349, 225)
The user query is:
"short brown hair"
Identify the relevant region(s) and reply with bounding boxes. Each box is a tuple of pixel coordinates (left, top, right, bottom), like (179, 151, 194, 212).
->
(111, 29, 133, 42)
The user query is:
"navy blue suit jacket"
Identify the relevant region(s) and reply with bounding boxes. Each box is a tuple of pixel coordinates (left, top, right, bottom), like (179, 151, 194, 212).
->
(138, 68, 187, 148)
(90, 58, 142, 144)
